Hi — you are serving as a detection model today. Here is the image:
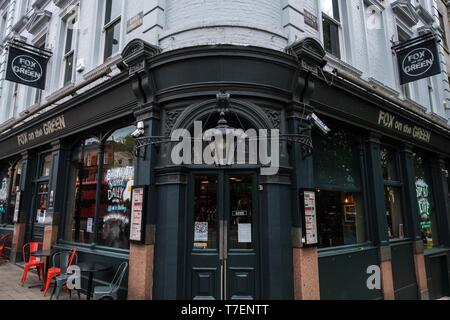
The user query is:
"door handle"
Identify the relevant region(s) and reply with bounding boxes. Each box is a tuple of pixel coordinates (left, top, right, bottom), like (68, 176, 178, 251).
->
(223, 220, 228, 260)
(219, 220, 224, 261)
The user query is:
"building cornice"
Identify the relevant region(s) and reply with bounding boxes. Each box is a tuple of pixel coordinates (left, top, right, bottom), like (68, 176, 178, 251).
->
(391, 0, 419, 27)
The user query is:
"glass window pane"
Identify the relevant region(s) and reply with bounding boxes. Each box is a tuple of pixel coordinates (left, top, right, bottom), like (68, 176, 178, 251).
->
(97, 126, 135, 249)
(105, 0, 122, 24)
(384, 186, 404, 239)
(64, 27, 73, 55)
(414, 154, 438, 248)
(40, 153, 52, 177)
(381, 147, 399, 181)
(36, 182, 49, 224)
(193, 175, 218, 250)
(323, 18, 340, 58)
(229, 175, 254, 250)
(0, 167, 9, 224)
(64, 52, 74, 85)
(65, 138, 100, 244)
(313, 128, 362, 191)
(316, 190, 366, 248)
(322, 0, 340, 21)
(104, 21, 120, 60)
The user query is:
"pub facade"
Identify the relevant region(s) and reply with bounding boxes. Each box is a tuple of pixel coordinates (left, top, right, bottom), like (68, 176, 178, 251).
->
(0, 0, 450, 300)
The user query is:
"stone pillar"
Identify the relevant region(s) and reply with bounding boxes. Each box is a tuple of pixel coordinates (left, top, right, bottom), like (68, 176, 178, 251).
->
(379, 246, 395, 300)
(413, 240, 429, 300)
(293, 246, 320, 300)
(10, 223, 26, 262)
(128, 242, 154, 300)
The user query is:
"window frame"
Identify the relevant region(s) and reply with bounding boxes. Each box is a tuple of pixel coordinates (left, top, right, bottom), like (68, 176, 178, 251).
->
(62, 123, 136, 251)
(102, 0, 122, 61)
(380, 144, 407, 241)
(61, 14, 77, 86)
(313, 124, 371, 251)
(321, 0, 343, 59)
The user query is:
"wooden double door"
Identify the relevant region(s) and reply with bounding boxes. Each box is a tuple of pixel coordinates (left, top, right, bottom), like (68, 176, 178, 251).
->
(186, 171, 260, 300)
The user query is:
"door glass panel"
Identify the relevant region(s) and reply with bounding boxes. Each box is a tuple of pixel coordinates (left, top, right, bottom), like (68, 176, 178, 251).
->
(40, 153, 52, 177)
(36, 182, 49, 224)
(193, 175, 218, 250)
(229, 175, 254, 249)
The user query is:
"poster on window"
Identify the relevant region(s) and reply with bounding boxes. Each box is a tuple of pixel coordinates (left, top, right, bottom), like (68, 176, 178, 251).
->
(104, 167, 134, 220)
(13, 191, 21, 223)
(416, 178, 433, 247)
(194, 222, 208, 242)
(0, 176, 7, 218)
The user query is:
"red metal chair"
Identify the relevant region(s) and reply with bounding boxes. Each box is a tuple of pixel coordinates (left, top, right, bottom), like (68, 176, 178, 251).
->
(43, 247, 77, 296)
(20, 242, 45, 286)
(0, 234, 10, 259)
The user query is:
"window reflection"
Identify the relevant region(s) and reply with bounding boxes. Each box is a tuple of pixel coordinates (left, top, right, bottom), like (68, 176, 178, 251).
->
(65, 138, 100, 244)
(313, 127, 366, 248)
(97, 126, 135, 249)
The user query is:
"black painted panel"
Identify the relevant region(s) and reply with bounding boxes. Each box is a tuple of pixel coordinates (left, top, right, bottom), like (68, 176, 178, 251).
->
(229, 267, 255, 300)
(192, 268, 217, 300)
(319, 248, 383, 300)
(391, 243, 418, 300)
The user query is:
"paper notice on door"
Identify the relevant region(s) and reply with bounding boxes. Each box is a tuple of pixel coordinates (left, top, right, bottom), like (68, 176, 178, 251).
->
(87, 218, 93, 233)
(194, 222, 208, 242)
(238, 223, 252, 243)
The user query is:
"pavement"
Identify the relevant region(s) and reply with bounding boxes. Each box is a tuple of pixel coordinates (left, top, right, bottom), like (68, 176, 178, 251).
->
(0, 258, 84, 300)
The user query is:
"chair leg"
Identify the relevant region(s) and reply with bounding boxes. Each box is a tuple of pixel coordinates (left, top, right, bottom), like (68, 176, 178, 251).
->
(54, 281, 65, 301)
(69, 289, 72, 298)
(36, 267, 41, 281)
(77, 290, 81, 300)
(50, 280, 57, 300)
(21, 265, 30, 286)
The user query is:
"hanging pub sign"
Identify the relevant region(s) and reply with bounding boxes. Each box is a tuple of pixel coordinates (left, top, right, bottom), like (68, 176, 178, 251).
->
(5, 41, 51, 90)
(299, 189, 318, 246)
(393, 33, 441, 85)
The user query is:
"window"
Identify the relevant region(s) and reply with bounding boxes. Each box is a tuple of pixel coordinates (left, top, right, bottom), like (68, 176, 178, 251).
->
(322, 0, 341, 58)
(381, 146, 405, 240)
(0, 161, 22, 225)
(103, 0, 122, 60)
(65, 125, 135, 249)
(65, 138, 101, 244)
(97, 126, 135, 249)
(313, 126, 366, 248)
(63, 15, 77, 85)
(414, 153, 438, 248)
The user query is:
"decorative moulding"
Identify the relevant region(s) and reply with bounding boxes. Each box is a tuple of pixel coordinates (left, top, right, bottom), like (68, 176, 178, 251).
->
(391, 0, 419, 27)
(415, 4, 434, 25)
(33, 0, 50, 10)
(53, 0, 73, 9)
(26, 10, 52, 35)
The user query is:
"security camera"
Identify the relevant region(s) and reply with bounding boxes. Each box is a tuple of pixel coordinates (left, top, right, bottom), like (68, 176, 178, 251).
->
(131, 121, 145, 138)
(309, 113, 330, 135)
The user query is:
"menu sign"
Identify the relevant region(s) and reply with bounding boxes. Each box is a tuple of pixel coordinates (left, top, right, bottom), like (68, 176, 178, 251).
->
(302, 190, 318, 246)
(13, 191, 21, 223)
(130, 186, 146, 242)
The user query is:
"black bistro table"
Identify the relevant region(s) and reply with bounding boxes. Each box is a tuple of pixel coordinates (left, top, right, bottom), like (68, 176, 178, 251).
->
(77, 261, 112, 300)
(28, 250, 54, 290)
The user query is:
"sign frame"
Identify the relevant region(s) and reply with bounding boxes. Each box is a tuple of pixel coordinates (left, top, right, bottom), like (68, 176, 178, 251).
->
(299, 189, 318, 247)
(129, 185, 148, 243)
(5, 44, 50, 90)
(393, 33, 441, 85)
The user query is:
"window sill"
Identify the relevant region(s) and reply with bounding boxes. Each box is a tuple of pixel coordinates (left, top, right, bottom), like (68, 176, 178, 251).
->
(318, 242, 376, 258)
(424, 246, 450, 257)
(55, 241, 130, 258)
